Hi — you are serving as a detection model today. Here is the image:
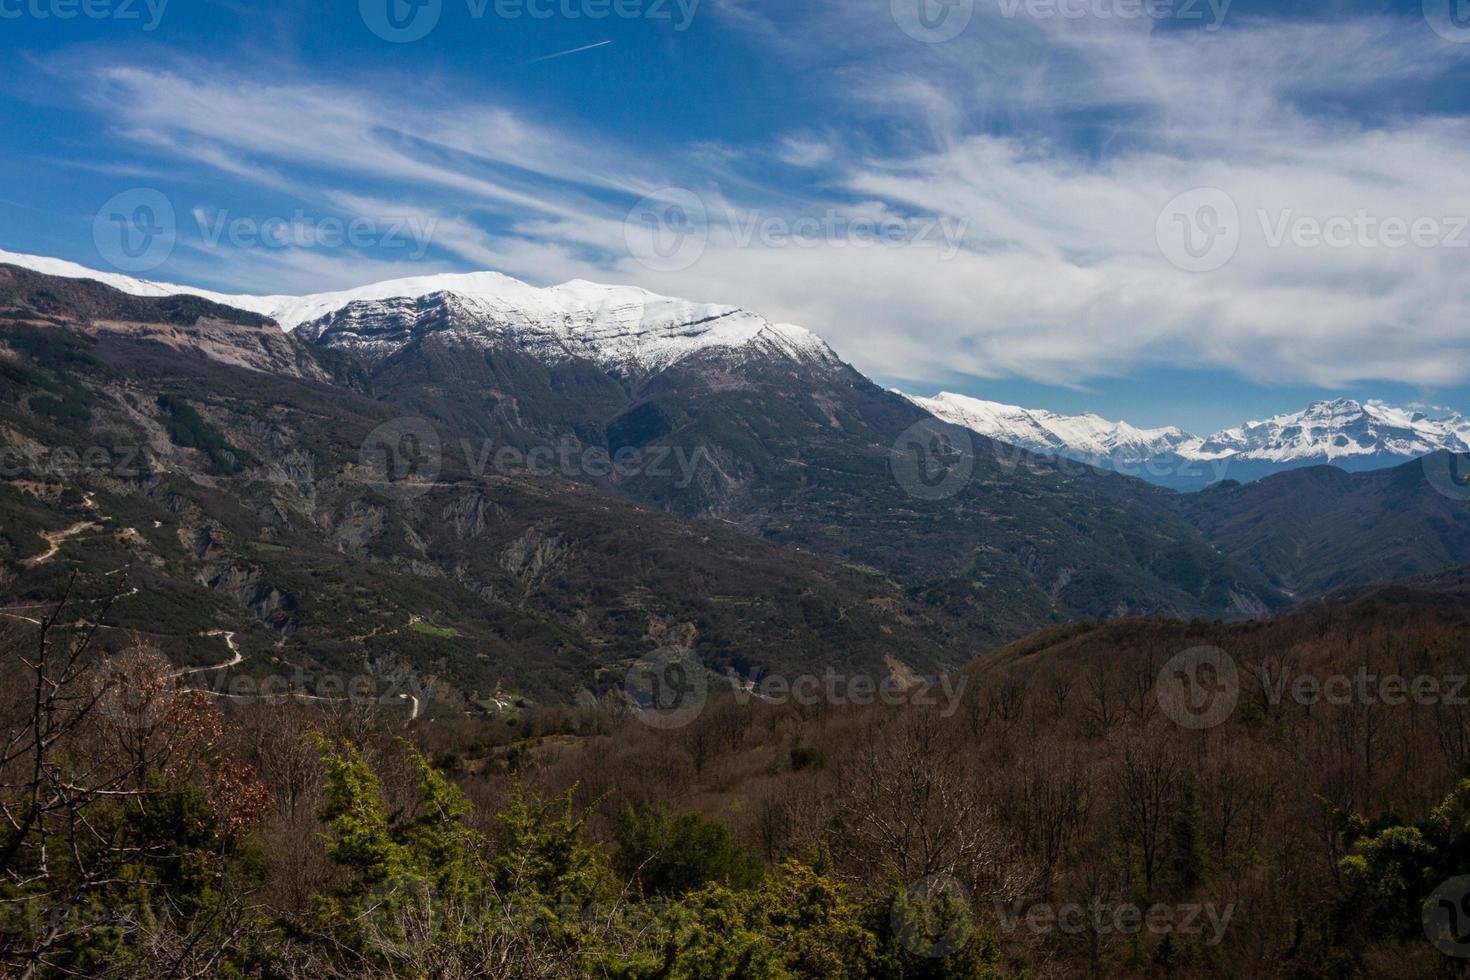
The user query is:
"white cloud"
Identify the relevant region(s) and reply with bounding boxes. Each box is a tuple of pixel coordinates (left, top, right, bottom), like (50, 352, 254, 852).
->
(776, 134, 836, 168)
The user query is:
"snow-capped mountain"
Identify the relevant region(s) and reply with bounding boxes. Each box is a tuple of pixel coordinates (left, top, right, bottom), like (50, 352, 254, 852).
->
(1192, 399, 1470, 464)
(0, 249, 836, 378)
(291, 284, 835, 377)
(907, 392, 1197, 464)
(6, 248, 1463, 490)
(905, 392, 1470, 490)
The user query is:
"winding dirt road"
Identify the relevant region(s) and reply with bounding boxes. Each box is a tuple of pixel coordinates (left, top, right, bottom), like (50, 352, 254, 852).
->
(173, 631, 244, 677)
(22, 521, 100, 567)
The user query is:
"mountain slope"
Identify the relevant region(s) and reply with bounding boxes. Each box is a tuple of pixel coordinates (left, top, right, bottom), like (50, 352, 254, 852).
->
(9, 256, 1469, 689)
(1175, 455, 1470, 596)
(273, 276, 1286, 630)
(0, 257, 1289, 647)
(0, 272, 990, 706)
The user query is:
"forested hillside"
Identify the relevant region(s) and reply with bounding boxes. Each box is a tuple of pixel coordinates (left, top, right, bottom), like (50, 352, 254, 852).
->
(4, 575, 1469, 977)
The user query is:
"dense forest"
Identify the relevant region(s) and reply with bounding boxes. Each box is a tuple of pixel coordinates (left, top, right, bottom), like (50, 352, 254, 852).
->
(3, 577, 1470, 978)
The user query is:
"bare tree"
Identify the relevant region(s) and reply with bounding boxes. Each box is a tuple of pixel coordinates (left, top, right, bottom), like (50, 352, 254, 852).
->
(0, 581, 268, 977)
(1113, 734, 1180, 900)
(833, 711, 1033, 900)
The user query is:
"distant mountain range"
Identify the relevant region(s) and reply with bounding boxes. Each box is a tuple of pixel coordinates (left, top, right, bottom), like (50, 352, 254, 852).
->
(9, 249, 1460, 490)
(906, 391, 1470, 491)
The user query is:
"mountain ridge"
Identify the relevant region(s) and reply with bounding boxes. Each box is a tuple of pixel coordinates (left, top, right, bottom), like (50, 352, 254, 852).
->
(0, 249, 836, 380)
(909, 390, 1470, 490)
(11, 247, 1458, 481)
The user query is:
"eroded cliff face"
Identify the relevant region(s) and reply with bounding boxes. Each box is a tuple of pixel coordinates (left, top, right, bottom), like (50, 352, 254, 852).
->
(0, 262, 330, 381)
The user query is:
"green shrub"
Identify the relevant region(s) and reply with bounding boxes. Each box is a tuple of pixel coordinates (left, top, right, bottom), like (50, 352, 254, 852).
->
(613, 807, 764, 896)
(156, 394, 243, 475)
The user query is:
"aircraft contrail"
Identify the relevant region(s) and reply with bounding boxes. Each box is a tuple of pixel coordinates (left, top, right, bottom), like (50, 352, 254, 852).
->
(527, 40, 614, 63)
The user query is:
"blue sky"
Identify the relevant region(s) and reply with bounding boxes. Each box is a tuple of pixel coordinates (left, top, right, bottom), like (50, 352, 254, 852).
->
(3, 0, 1470, 433)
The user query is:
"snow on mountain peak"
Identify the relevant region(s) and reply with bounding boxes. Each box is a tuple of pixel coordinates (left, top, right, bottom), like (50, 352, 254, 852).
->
(297, 284, 835, 375)
(0, 249, 838, 376)
(905, 391, 1195, 462)
(5, 247, 1463, 472)
(1196, 398, 1470, 463)
(904, 390, 1470, 481)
